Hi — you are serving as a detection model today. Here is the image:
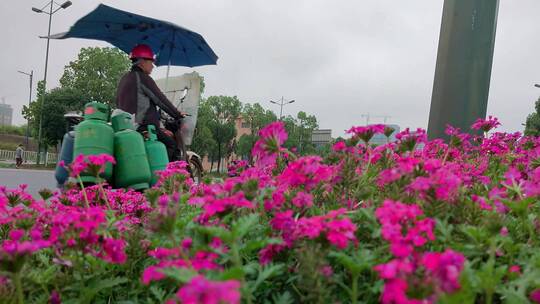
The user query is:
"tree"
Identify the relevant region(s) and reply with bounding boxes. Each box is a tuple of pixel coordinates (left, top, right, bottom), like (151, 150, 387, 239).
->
(191, 101, 217, 159)
(239, 103, 277, 162)
(59, 47, 130, 105)
(296, 111, 318, 154)
(191, 96, 242, 172)
(237, 134, 256, 160)
(524, 97, 540, 136)
(281, 111, 318, 155)
(23, 82, 87, 148)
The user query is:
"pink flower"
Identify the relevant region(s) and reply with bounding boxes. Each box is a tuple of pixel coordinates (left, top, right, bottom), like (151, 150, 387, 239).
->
(175, 275, 241, 304)
(70, 154, 88, 177)
(374, 259, 414, 280)
(346, 124, 385, 143)
(100, 238, 127, 264)
(421, 249, 465, 293)
(87, 154, 116, 167)
(259, 243, 287, 265)
(472, 195, 492, 211)
(500, 227, 509, 237)
(530, 289, 540, 303)
(332, 141, 346, 152)
(191, 251, 221, 271)
(49, 290, 61, 304)
(379, 279, 420, 304)
(321, 265, 334, 277)
(142, 266, 167, 285)
(471, 115, 501, 132)
(291, 192, 313, 208)
(509, 265, 521, 275)
(181, 238, 193, 250)
(325, 218, 357, 249)
(252, 122, 288, 167)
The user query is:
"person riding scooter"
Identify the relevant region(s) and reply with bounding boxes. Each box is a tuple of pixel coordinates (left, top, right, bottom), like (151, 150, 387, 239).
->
(116, 44, 185, 161)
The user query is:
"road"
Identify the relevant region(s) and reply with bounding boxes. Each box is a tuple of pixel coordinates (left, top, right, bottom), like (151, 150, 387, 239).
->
(0, 168, 57, 197)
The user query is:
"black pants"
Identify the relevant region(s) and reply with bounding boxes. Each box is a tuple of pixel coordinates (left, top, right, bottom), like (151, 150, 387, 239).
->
(156, 127, 182, 161)
(138, 125, 180, 161)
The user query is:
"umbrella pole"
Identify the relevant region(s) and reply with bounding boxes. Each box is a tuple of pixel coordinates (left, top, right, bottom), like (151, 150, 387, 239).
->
(165, 62, 171, 92)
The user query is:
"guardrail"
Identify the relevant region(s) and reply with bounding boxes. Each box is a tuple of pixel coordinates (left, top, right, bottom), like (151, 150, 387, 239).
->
(0, 150, 58, 165)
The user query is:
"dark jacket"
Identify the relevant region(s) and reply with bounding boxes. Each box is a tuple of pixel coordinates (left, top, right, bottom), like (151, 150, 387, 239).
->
(116, 66, 180, 127)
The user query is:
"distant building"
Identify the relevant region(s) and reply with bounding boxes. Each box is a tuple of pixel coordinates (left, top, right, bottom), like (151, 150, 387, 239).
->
(0, 103, 13, 126)
(235, 115, 251, 140)
(369, 124, 400, 146)
(312, 129, 333, 148)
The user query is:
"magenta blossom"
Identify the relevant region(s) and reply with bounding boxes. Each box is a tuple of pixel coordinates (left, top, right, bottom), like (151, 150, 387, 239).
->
(471, 115, 501, 133)
(346, 124, 386, 143)
(421, 249, 465, 293)
(252, 121, 288, 167)
(175, 275, 241, 304)
(530, 289, 540, 304)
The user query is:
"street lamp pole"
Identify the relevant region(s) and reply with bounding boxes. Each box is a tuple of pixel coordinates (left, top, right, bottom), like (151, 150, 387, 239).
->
(270, 96, 295, 120)
(32, 0, 72, 164)
(17, 70, 33, 150)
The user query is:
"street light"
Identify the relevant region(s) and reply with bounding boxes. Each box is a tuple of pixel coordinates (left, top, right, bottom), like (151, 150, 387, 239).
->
(270, 97, 295, 120)
(534, 84, 540, 88)
(31, 0, 72, 164)
(17, 70, 33, 150)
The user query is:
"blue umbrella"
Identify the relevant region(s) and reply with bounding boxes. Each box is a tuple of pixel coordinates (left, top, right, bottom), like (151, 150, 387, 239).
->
(48, 4, 218, 68)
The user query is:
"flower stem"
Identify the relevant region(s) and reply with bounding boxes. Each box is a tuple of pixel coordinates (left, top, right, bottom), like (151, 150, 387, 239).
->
(97, 181, 111, 209)
(77, 175, 90, 208)
(231, 243, 252, 304)
(13, 272, 23, 304)
(351, 273, 359, 304)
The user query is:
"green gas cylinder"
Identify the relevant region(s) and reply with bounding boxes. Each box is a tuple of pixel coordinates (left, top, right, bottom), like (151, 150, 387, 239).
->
(145, 125, 169, 186)
(73, 102, 114, 183)
(112, 111, 151, 190)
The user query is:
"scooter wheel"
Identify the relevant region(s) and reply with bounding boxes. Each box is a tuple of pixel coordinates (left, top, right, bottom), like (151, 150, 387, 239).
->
(189, 158, 203, 185)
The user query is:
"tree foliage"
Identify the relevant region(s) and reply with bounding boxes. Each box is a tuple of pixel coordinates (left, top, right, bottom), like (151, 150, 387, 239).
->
(190, 97, 320, 169)
(236, 103, 277, 160)
(282, 111, 319, 155)
(22, 81, 87, 147)
(524, 97, 540, 136)
(194, 96, 242, 171)
(59, 47, 130, 105)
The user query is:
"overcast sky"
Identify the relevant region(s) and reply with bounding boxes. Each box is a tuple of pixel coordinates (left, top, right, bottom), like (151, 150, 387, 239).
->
(1, 0, 539, 137)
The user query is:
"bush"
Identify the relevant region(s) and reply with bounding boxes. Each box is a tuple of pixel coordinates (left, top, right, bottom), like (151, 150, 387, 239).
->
(0, 125, 26, 136)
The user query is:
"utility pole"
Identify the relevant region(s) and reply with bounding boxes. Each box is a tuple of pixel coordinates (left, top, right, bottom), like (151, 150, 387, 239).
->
(428, 0, 499, 140)
(270, 97, 295, 120)
(31, 0, 72, 164)
(17, 70, 33, 150)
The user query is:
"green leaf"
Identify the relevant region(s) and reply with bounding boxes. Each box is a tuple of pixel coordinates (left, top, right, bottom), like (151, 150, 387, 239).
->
(160, 267, 197, 284)
(197, 225, 233, 243)
(242, 237, 282, 254)
(329, 249, 375, 275)
(150, 286, 167, 302)
(271, 291, 295, 304)
(477, 258, 507, 297)
(250, 264, 285, 293)
(219, 267, 245, 281)
(80, 277, 128, 304)
(232, 214, 259, 240)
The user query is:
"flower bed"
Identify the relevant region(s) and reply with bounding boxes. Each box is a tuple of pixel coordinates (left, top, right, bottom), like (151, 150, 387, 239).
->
(1, 117, 540, 303)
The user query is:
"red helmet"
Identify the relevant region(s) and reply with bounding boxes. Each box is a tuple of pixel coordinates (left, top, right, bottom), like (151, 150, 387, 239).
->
(129, 44, 155, 61)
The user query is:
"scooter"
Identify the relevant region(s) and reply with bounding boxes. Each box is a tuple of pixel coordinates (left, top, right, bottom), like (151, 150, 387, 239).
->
(55, 91, 203, 189)
(160, 86, 203, 184)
